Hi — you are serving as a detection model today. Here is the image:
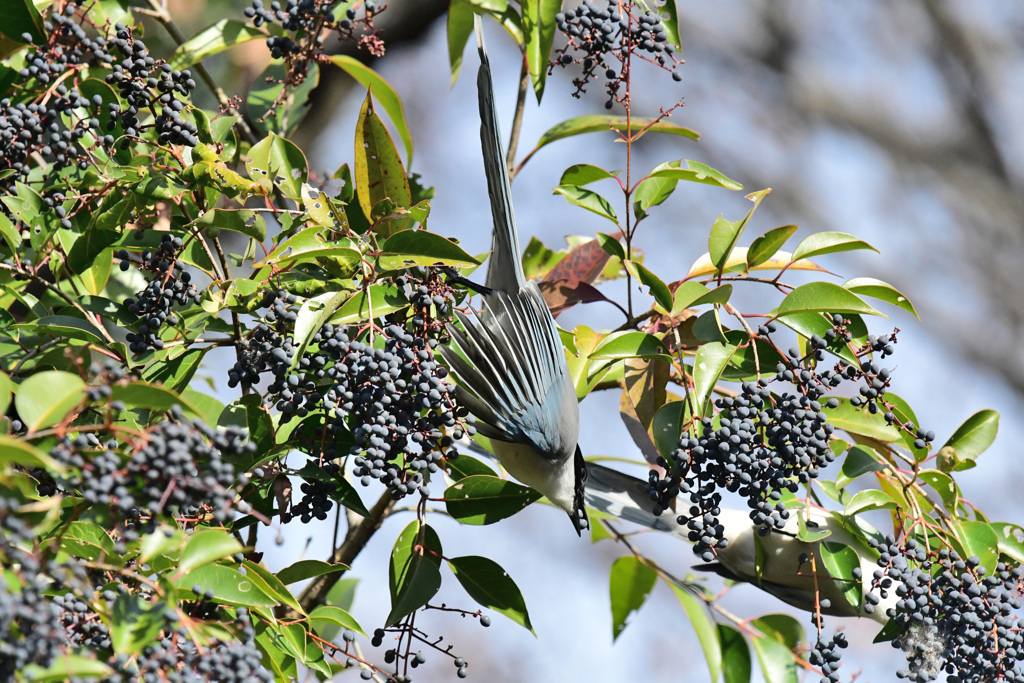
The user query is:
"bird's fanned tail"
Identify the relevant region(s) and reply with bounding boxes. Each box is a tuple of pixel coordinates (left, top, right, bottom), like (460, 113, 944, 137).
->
(474, 16, 524, 295)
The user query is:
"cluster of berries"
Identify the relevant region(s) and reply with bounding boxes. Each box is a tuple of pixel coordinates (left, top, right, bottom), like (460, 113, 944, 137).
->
(104, 24, 199, 148)
(244, 0, 386, 61)
(868, 538, 1024, 682)
(118, 234, 201, 354)
(552, 0, 682, 103)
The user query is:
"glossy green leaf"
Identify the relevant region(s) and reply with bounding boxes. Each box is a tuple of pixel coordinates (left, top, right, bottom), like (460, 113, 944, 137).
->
(670, 583, 721, 681)
(942, 409, 999, 462)
(692, 342, 737, 416)
(648, 160, 743, 191)
(709, 189, 770, 275)
(825, 397, 902, 442)
(193, 209, 267, 241)
(751, 614, 804, 650)
(686, 248, 827, 278)
(773, 311, 865, 365)
(747, 225, 798, 269)
(310, 605, 365, 639)
(0, 372, 10, 415)
(596, 232, 626, 260)
(0, 437, 63, 471)
(819, 542, 862, 611)
(291, 291, 349, 369)
(444, 475, 542, 524)
(379, 230, 481, 270)
(169, 19, 264, 70)
(107, 595, 166, 655)
(536, 115, 698, 150)
(179, 528, 244, 573)
(446, 453, 498, 481)
(331, 56, 413, 162)
(449, 555, 533, 631)
(590, 331, 671, 360)
(387, 521, 443, 626)
(61, 521, 115, 561)
(353, 92, 411, 232)
(109, 382, 202, 419)
(719, 624, 752, 683)
(553, 184, 618, 223)
(560, 163, 618, 187)
(240, 560, 305, 615)
(24, 654, 114, 681)
(141, 348, 207, 394)
(24, 315, 105, 344)
(329, 284, 409, 325)
(66, 228, 119, 275)
(258, 227, 360, 267)
(836, 446, 884, 489)
(791, 232, 878, 261)
(277, 560, 348, 586)
(522, 0, 559, 99)
(15, 370, 85, 431)
(992, 523, 1024, 565)
(844, 489, 897, 517)
(776, 282, 883, 318)
(173, 564, 278, 609)
(671, 282, 733, 316)
(248, 62, 319, 137)
(246, 133, 308, 200)
(843, 277, 918, 318)
(750, 633, 798, 683)
(447, 0, 475, 83)
(652, 399, 688, 460)
(609, 556, 657, 640)
(956, 520, 1000, 573)
(0, 0, 45, 44)
(624, 261, 672, 310)
(917, 469, 959, 510)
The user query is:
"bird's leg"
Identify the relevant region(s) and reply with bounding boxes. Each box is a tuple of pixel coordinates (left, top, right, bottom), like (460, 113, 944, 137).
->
(443, 269, 494, 296)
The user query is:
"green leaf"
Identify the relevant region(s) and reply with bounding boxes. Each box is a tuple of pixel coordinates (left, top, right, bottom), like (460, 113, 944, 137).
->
(330, 56, 414, 163)
(61, 521, 115, 561)
(671, 282, 733, 316)
(751, 614, 804, 650)
(291, 291, 349, 368)
(590, 331, 671, 360)
(609, 556, 657, 640)
(446, 452, 498, 481)
(22, 654, 114, 681)
(522, 0, 559, 99)
(553, 184, 618, 223)
(379, 230, 481, 270)
(387, 521, 443, 626)
(750, 633, 798, 683)
(955, 520, 999, 573)
(278, 560, 348, 586)
(992, 523, 1024, 565)
(66, 228, 120, 275)
(595, 232, 625, 260)
(819, 542, 862, 612)
(844, 489, 897, 517)
(240, 560, 305, 615)
(447, 0, 475, 83)
(825, 397, 901, 442)
(843, 277, 918, 318)
(193, 209, 267, 241)
(692, 342, 737, 416)
(15, 370, 85, 431)
(652, 399, 688, 460)
(624, 261, 672, 310)
(179, 528, 244, 573)
(719, 624, 752, 683)
(648, 160, 743, 191)
(633, 173, 677, 219)
(258, 227, 360, 268)
(173, 564, 278, 609)
(536, 115, 698, 150)
(836, 446, 884, 489)
(24, 315, 105, 344)
(449, 555, 533, 631)
(942, 409, 998, 462)
(791, 231, 878, 261)
(0, 372, 10, 416)
(246, 133, 308, 201)
(109, 382, 203, 419)
(917, 469, 959, 510)
(670, 583, 721, 681)
(0, 0, 45, 44)
(444, 475, 542, 524)
(0, 213, 19, 253)
(141, 348, 207, 394)
(310, 605, 366, 639)
(560, 164, 618, 186)
(107, 595, 167, 655)
(776, 282, 883, 318)
(709, 189, 770, 275)
(747, 225, 798, 269)
(169, 19, 264, 70)
(0, 437, 63, 471)
(353, 92, 411, 233)
(329, 284, 410, 325)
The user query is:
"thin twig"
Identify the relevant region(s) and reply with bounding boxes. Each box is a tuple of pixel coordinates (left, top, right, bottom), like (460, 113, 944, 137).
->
(506, 57, 530, 181)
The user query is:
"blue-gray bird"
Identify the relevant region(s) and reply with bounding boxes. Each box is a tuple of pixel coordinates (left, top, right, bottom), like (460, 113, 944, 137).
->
(438, 18, 588, 535)
(585, 463, 895, 622)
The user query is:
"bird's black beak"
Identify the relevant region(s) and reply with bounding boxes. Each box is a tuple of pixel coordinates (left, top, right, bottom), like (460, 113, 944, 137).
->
(570, 445, 589, 537)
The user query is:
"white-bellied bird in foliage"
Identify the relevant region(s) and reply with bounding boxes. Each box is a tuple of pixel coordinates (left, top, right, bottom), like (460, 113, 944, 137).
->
(585, 463, 896, 622)
(438, 18, 588, 535)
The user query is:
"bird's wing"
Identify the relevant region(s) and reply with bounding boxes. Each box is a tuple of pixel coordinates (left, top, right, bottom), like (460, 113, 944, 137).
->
(474, 16, 525, 295)
(441, 285, 577, 457)
(584, 462, 676, 532)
